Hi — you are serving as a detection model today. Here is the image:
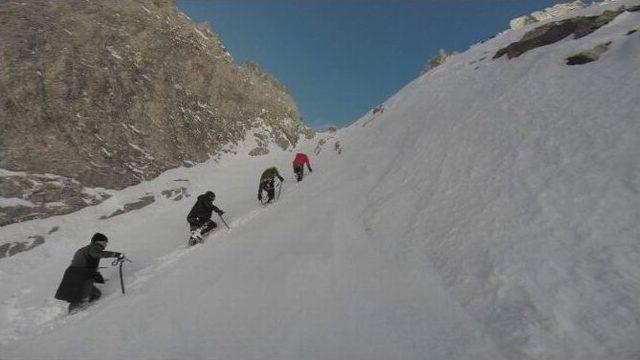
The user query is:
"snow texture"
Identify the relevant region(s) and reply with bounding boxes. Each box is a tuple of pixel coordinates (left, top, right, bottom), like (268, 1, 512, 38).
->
(1, 1, 639, 359)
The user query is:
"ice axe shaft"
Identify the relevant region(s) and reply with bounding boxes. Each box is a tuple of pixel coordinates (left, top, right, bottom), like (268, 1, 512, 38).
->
(112, 257, 132, 294)
(218, 213, 230, 229)
(118, 261, 125, 294)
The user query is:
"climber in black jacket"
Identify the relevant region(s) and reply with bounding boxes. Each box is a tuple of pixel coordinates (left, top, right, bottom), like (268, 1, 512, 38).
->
(55, 233, 124, 314)
(187, 191, 224, 243)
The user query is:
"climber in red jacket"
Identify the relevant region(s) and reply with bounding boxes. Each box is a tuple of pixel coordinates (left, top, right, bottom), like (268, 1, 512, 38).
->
(292, 153, 312, 182)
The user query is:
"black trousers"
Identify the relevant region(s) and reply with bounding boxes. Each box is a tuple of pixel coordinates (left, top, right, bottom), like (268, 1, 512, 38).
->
(261, 180, 275, 202)
(189, 219, 217, 235)
(293, 165, 304, 182)
(68, 283, 101, 313)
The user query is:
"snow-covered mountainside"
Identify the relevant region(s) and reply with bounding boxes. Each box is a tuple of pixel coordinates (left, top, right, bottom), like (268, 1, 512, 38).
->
(1, 1, 639, 359)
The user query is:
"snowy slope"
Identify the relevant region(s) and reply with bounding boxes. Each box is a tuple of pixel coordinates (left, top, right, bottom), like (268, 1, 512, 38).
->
(2, 1, 640, 359)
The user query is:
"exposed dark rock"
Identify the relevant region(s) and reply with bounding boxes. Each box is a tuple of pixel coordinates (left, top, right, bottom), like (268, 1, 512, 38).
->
(420, 49, 452, 76)
(0, 172, 110, 226)
(627, 29, 638, 35)
(48, 226, 59, 234)
(301, 128, 316, 140)
(566, 54, 596, 65)
(0, 235, 46, 259)
(249, 147, 269, 157)
(471, 56, 487, 65)
(273, 133, 292, 150)
(574, 10, 622, 38)
(334, 141, 342, 155)
(1, 206, 45, 227)
(161, 187, 189, 201)
(360, 105, 386, 127)
(243, 60, 290, 94)
(253, 133, 269, 142)
(0, 243, 9, 258)
(6, 243, 25, 257)
(628, 5, 640, 12)
(566, 42, 611, 65)
(495, 10, 623, 59)
(100, 194, 155, 219)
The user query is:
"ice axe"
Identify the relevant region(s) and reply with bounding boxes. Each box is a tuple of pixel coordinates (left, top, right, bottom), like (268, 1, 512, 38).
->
(218, 213, 230, 230)
(112, 256, 132, 294)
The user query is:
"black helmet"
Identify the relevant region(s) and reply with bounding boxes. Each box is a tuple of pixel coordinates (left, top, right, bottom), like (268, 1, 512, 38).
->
(205, 191, 215, 200)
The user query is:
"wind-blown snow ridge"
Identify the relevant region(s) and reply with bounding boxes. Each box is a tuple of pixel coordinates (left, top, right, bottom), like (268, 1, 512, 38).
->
(1, 1, 640, 359)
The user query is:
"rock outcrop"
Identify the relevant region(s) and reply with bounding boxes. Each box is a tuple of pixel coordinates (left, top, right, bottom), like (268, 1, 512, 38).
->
(0, 0, 311, 225)
(0, 170, 110, 226)
(495, 9, 625, 59)
(420, 49, 452, 76)
(566, 41, 612, 65)
(510, 1, 586, 30)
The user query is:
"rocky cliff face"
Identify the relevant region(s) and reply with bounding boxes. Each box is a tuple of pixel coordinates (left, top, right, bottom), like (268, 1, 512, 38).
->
(0, 0, 311, 225)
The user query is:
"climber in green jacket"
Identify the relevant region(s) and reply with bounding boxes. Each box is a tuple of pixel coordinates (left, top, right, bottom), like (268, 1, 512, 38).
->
(258, 166, 284, 204)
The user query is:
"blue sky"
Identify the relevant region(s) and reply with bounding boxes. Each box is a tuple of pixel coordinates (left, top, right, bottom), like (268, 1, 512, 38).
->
(175, 0, 567, 129)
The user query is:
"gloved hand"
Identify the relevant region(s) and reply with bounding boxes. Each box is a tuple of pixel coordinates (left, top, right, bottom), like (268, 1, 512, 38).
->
(93, 272, 105, 284)
(114, 252, 125, 260)
(308, 167, 312, 173)
(217, 210, 225, 216)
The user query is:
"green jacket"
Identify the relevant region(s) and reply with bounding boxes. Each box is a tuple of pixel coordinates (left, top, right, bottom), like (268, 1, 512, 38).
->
(258, 167, 283, 193)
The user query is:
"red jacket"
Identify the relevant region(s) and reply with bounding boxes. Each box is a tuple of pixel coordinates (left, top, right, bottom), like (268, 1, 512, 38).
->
(293, 153, 310, 168)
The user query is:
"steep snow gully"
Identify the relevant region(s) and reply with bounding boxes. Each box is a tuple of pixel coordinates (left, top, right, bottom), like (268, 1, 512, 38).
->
(2, 1, 640, 359)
